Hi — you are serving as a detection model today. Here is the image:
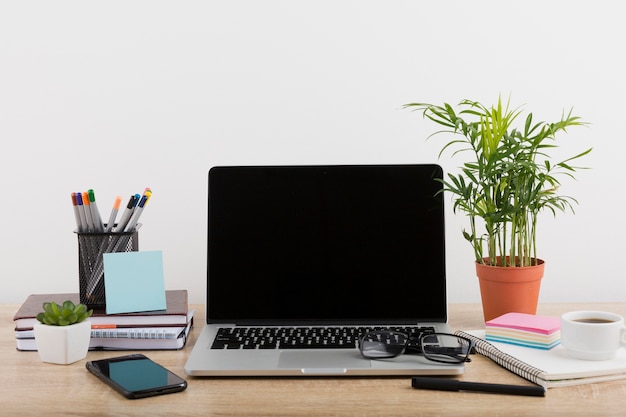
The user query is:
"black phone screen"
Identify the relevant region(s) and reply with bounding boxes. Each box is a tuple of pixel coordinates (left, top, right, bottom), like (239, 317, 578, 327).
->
(86, 354, 187, 399)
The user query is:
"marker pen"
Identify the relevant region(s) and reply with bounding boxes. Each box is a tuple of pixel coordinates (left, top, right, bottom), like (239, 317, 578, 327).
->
(88, 189, 105, 233)
(75, 192, 88, 233)
(114, 194, 139, 232)
(81, 192, 95, 232)
(71, 193, 82, 232)
(411, 377, 546, 397)
(105, 196, 123, 233)
(124, 194, 148, 232)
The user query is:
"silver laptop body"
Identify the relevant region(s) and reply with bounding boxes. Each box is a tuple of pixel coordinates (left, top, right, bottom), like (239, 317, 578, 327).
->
(184, 164, 463, 376)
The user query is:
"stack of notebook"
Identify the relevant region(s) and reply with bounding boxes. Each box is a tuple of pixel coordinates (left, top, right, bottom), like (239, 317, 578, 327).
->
(485, 312, 560, 350)
(13, 290, 193, 351)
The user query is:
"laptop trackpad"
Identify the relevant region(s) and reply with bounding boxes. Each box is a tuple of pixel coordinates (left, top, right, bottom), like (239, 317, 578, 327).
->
(278, 350, 371, 374)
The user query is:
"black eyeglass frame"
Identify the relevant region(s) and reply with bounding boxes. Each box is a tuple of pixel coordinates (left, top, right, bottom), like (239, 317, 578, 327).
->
(358, 331, 474, 364)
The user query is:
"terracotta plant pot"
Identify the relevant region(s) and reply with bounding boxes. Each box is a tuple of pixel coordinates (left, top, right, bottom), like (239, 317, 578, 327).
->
(475, 257, 545, 322)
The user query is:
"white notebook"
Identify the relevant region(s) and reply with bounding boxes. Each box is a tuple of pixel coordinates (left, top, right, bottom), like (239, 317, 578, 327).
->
(458, 330, 626, 388)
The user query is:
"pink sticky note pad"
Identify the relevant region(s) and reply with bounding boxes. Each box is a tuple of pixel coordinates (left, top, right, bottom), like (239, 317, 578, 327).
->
(486, 312, 560, 335)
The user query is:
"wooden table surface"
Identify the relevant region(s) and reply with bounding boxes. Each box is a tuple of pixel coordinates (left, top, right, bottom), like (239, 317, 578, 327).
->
(3, 302, 626, 416)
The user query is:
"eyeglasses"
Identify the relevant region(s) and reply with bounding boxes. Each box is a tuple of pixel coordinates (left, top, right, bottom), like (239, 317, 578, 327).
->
(358, 331, 473, 364)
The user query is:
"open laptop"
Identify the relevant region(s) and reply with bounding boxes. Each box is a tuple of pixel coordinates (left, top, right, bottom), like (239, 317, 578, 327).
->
(184, 164, 464, 376)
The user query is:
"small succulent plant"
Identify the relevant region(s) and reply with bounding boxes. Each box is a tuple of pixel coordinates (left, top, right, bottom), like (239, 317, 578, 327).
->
(36, 300, 93, 326)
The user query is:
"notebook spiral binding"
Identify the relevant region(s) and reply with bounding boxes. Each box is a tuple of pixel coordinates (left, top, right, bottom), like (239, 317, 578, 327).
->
(454, 330, 543, 385)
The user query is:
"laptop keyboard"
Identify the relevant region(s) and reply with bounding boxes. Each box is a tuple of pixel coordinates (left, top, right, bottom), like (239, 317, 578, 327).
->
(211, 326, 435, 350)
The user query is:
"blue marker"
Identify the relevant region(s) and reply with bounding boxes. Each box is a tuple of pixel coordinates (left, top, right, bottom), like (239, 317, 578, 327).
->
(124, 194, 148, 232)
(75, 192, 88, 232)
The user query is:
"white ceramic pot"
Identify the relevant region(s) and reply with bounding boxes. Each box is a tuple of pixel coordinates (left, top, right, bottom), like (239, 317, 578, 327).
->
(34, 319, 91, 365)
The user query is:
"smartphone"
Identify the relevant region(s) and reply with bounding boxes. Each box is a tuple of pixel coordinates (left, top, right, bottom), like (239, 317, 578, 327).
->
(86, 354, 187, 399)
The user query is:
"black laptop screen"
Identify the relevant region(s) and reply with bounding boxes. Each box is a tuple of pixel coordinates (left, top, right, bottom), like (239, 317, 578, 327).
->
(207, 164, 447, 324)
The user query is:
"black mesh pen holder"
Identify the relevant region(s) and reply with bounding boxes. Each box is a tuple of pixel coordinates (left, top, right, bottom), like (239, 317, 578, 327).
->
(76, 226, 139, 310)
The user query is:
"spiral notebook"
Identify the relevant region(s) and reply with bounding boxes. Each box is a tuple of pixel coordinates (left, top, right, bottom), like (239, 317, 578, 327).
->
(457, 330, 626, 388)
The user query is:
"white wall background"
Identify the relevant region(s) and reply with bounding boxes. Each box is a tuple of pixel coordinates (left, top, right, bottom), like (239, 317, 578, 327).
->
(0, 1, 622, 306)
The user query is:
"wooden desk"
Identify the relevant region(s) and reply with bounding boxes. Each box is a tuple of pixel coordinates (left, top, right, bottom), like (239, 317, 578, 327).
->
(3, 303, 626, 416)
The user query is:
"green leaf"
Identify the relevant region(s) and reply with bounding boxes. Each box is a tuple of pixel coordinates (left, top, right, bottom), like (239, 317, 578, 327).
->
(43, 302, 53, 314)
(74, 304, 87, 315)
(61, 307, 73, 318)
(50, 302, 60, 316)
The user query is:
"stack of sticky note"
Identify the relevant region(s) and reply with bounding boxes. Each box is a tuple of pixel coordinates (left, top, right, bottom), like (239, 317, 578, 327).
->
(485, 312, 561, 350)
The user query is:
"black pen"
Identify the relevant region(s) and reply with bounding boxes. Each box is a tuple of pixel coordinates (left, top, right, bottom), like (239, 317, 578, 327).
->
(411, 377, 546, 397)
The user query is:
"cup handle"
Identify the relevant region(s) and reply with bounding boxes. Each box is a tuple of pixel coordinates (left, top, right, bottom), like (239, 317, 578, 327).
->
(621, 327, 626, 348)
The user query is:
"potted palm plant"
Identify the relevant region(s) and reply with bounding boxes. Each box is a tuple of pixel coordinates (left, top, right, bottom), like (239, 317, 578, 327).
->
(405, 96, 591, 321)
(34, 300, 93, 364)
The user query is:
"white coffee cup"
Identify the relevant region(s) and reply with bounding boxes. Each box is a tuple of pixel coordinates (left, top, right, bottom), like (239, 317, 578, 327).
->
(560, 311, 626, 360)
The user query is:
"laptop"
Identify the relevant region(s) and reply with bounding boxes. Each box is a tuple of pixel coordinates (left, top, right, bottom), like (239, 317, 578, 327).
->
(184, 164, 464, 376)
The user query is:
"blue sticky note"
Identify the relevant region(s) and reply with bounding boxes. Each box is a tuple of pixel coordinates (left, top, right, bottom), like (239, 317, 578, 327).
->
(103, 250, 167, 314)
